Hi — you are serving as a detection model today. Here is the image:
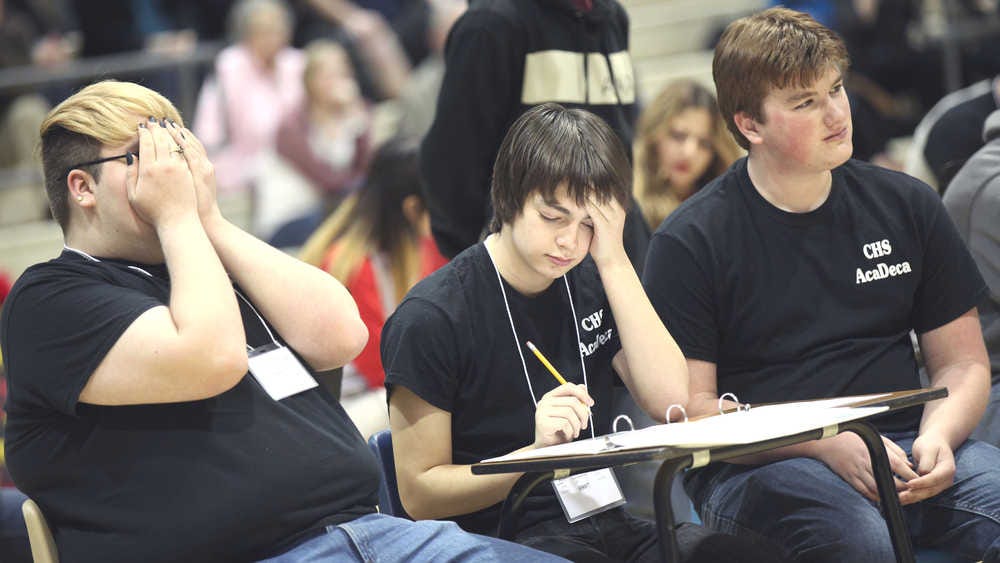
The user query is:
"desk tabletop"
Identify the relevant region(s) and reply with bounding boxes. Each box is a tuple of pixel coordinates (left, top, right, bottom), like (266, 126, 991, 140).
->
(471, 387, 947, 476)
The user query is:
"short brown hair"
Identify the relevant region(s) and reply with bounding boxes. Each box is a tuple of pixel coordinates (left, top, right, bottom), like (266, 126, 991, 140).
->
(39, 80, 182, 230)
(490, 103, 631, 231)
(713, 7, 849, 149)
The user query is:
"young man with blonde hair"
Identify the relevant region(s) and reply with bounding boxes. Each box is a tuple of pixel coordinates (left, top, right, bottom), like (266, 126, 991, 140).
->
(644, 8, 1000, 562)
(0, 80, 566, 562)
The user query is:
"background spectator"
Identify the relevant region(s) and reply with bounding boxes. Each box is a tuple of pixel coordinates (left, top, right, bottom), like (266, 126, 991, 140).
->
(300, 137, 446, 438)
(193, 0, 305, 194)
(633, 79, 742, 230)
(942, 108, 1000, 448)
(923, 75, 1000, 193)
(293, 0, 413, 101)
(257, 39, 372, 243)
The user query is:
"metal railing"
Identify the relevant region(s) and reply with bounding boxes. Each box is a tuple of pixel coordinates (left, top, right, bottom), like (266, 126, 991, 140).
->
(0, 40, 224, 127)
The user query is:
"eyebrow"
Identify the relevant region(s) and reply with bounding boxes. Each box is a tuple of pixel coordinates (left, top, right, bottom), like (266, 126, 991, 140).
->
(540, 197, 594, 222)
(540, 197, 572, 215)
(783, 74, 844, 104)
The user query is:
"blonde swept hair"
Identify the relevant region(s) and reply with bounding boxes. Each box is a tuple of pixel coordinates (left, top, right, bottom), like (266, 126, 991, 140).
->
(634, 80, 741, 230)
(39, 80, 183, 230)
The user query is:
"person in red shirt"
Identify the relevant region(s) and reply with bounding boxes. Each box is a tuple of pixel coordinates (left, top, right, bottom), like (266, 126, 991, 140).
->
(300, 137, 445, 436)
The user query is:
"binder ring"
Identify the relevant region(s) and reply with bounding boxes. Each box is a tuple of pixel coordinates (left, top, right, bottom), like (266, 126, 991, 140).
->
(718, 392, 750, 414)
(665, 404, 688, 424)
(612, 414, 634, 433)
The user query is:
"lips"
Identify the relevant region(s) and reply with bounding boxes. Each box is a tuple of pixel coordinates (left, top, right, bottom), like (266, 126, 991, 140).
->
(547, 255, 573, 268)
(825, 127, 849, 141)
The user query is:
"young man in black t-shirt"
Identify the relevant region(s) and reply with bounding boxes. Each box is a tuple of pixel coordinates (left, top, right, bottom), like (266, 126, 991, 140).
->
(383, 103, 789, 562)
(0, 80, 565, 563)
(643, 8, 1000, 562)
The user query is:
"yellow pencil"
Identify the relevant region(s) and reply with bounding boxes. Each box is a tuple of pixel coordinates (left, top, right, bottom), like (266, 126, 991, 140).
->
(525, 341, 568, 385)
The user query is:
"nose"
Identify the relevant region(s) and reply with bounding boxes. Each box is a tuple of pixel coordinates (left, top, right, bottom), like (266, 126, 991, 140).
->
(825, 94, 850, 127)
(679, 137, 699, 157)
(556, 225, 581, 253)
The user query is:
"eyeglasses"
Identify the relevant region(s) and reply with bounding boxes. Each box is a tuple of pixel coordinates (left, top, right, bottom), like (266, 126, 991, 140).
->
(64, 152, 138, 177)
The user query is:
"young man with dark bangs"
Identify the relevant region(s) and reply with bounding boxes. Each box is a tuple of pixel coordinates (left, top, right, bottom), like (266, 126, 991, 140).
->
(383, 103, 789, 562)
(644, 7, 1000, 562)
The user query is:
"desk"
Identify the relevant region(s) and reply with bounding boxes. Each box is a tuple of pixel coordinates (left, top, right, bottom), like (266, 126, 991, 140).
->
(472, 387, 947, 563)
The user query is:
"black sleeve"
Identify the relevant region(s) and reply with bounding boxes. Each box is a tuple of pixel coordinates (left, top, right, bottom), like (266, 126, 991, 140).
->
(641, 231, 719, 362)
(381, 297, 463, 412)
(2, 270, 159, 415)
(911, 186, 990, 333)
(418, 11, 522, 258)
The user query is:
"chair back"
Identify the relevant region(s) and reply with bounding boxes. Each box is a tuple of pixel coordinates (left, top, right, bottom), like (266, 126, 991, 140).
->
(367, 430, 411, 519)
(21, 498, 58, 563)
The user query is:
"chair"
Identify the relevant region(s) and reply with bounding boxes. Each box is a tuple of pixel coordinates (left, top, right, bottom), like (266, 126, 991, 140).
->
(367, 430, 410, 519)
(21, 498, 58, 563)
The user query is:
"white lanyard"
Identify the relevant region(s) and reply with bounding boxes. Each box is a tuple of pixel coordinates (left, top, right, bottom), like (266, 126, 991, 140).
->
(484, 240, 594, 439)
(63, 245, 153, 278)
(65, 245, 275, 351)
(233, 288, 279, 351)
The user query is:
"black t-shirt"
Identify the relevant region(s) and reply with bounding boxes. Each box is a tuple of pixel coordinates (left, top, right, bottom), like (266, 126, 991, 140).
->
(382, 243, 622, 536)
(643, 158, 988, 433)
(0, 251, 381, 563)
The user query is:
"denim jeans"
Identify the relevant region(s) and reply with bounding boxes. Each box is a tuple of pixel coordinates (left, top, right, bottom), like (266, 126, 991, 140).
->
(258, 513, 568, 562)
(685, 432, 1000, 563)
(970, 383, 1000, 447)
(514, 506, 791, 563)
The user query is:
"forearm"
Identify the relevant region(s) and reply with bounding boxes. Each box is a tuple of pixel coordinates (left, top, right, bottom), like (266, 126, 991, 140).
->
(401, 461, 525, 521)
(920, 360, 991, 449)
(600, 259, 688, 419)
(158, 213, 245, 349)
(305, 0, 354, 24)
(203, 214, 367, 369)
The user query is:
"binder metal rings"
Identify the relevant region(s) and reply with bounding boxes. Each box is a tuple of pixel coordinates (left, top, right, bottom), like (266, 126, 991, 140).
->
(718, 392, 751, 414)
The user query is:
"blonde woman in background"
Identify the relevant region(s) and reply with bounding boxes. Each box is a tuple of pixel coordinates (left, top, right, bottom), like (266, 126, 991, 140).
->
(634, 80, 742, 230)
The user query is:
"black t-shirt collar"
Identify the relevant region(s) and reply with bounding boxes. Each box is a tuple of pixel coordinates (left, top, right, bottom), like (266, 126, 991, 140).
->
(737, 158, 842, 227)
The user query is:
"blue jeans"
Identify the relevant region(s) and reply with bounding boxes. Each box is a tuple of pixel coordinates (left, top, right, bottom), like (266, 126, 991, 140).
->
(515, 506, 791, 563)
(685, 432, 1000, 563)
(258, 513, 568, 562)
(970, 383, 1000, 447)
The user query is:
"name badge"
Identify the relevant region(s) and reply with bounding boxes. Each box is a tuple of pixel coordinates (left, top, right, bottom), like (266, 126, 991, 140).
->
(247, 343, 318, 401)
(552, 467, 626, 523)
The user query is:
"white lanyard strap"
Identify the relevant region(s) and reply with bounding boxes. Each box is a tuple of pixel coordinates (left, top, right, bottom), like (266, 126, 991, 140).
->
(485, 242, 538, 407)
(484, 241, 594, 439)
(63, 245, 153, 277)
(233, 288, 278, 348)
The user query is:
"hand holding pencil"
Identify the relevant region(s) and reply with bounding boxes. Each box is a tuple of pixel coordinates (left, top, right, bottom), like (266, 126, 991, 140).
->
(527, 341, 595, 448)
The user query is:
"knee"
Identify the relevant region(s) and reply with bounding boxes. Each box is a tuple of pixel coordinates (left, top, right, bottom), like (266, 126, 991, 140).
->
(795, 531, 894, 563)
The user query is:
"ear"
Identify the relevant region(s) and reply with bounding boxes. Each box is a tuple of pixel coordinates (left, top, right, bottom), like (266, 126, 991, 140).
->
(733, 111, 764, 146)
(66, 169, 96, 208)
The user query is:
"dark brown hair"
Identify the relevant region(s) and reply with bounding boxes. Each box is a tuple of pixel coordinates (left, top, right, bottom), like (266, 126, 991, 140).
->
(713, 7, 849, 149)
(490, 103, 631, 231)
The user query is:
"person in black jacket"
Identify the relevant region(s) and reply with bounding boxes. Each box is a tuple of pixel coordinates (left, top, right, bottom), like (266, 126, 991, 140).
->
(419, 0, 649, 271)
